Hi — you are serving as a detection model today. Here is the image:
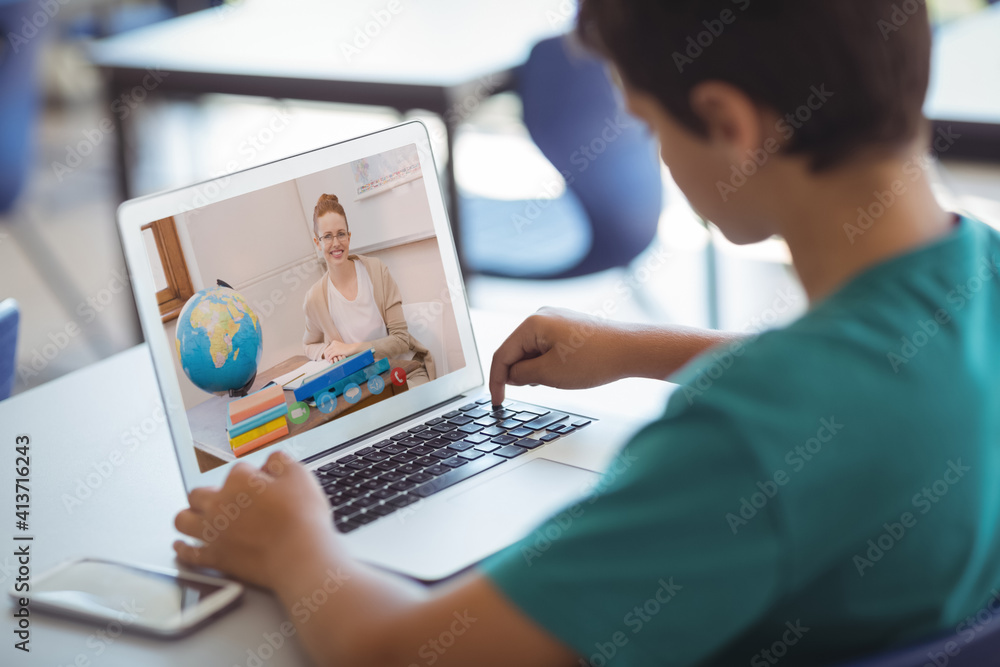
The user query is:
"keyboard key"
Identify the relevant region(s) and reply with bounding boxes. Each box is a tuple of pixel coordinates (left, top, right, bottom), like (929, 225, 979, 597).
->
(372, 488, 396, 500)
(360, 479, 382, 491)
(425, 464, 449, 475)
(492, 434, 518, 445)
(409, 446, 433, 456)
(512, 412, 538, 422)
(458, 423, 483, 434)
(426, 438, 452, 449)
(499, 420, 521, 429)
(474, 417, 498, 427)
(425, 417, 447, 426)
(381, 444, 407, 455)
(374, 461, 396, 472)
(464, 433, 490, 444)
(431, 424, 455, 433)
(442, 432, 466, 441)
(398, 463, 422, 475)
(367, 504, 396, 517)
(411, 455, 506, 498)
(459, 449, 485, 460)
(459, 402, 478, 411)
(345, 461, 367, 470)
(318, 461, 340, 472)
(508, 427, 533, 438)
(554, 424, 575, 434)
(387, 494, 418, 508)
(443, 410, 461, 418)
(351, 496, 379, 509)
(415, 456, 437, 467)
(338, 454, 360, 464)
(415, 431, 438, 440)
(490, 408, 516, 419)
(449, 415, 474, 426)
(390, 433, 409, 441)
(355, 447, 376, 456)
(516, 438, 543, 449)
(390, 452, 417, 463)
(480, 426, 505, 437)
(430, 449, 453, 460)
(401, 437, 424, 447)
(408, 472, 434, 483)
(322, 466, 352, 478)
(493, 445, 528, 459)
(464, 408, 489, 419)
(389, 480, 417, 491)
(572, 419, 592, 428)
(362, 452, 391, 462)
(408, 424, 429, 433)
(354, 513, 377, 525)
(442, 457, 468, 468)
(525, 412, 570, 430)
(373, 439, 393, 448)
(357, 468, 381, 479)
(475, 442, 501, 453)
(541, 433, 560, 442)
(341, 486, 366, 498)
(447, 440, 475, 452)
(475, 397, 492, 404)
(521, 406, 550, 416)
(379, 471, 406, 482)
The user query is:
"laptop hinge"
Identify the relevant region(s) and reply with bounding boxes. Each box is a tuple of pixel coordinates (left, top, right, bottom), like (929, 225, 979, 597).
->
(301, 394, 470, 465)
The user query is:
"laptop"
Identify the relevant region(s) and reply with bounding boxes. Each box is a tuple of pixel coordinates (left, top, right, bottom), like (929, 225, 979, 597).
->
(118, 121, 639, 581)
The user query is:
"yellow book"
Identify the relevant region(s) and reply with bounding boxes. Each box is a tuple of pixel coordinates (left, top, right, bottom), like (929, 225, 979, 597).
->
(229, 416, 287, 449)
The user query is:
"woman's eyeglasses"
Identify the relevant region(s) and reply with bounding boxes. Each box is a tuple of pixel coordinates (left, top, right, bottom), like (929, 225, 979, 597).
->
(318, 231, 349, 245)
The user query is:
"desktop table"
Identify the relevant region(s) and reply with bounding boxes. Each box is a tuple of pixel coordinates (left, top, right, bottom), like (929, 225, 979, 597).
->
(0, 309, 673, 666)
(87, 0, 576, 272)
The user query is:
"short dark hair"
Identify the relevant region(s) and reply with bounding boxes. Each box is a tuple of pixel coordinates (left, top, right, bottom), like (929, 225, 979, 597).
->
(576, 0, 933, 171)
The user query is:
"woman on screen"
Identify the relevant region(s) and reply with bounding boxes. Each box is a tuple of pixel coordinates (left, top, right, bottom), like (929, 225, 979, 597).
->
(302, 193, 434, 386)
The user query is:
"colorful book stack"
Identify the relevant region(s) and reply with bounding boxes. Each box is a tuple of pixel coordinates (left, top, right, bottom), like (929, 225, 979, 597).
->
(227, 385, 289, 457)
(292, 348, 391, 403)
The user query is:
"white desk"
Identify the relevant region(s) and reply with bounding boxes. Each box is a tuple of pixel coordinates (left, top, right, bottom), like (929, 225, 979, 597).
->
(0, 309, 672, 665)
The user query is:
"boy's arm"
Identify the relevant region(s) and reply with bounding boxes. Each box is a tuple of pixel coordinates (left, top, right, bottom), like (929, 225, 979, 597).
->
(490, 306, 747, 404)
(173, 453, 578, 667)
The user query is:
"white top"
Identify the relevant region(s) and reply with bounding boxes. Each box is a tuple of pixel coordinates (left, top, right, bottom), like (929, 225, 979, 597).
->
(327, 260, 387, 344)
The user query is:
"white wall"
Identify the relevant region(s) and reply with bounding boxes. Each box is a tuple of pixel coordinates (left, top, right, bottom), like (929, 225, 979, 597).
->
(162, 171, 463, 410)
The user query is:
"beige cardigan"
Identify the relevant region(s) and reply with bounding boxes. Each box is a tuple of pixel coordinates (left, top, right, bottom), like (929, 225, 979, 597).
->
(302, 254, 436, 381)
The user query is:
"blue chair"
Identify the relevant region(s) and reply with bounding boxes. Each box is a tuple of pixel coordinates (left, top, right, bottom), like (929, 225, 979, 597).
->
(835, 611, 1000, 667)
(0, 298, 19, 400)
(461, 35, 663, 279)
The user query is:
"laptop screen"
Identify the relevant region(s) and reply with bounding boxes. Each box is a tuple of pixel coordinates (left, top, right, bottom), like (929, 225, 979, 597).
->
(138, 141, 469, 475)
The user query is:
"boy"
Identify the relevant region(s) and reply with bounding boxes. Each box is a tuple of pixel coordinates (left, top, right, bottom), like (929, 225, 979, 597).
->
(173, 1, 1000, 664)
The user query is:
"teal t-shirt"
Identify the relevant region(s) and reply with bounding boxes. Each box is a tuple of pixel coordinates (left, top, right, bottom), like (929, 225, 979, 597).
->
(481, 217, 1000, 665)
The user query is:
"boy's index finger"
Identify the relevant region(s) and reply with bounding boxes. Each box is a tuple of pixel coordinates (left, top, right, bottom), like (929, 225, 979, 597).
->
(489, 321, 545, 406)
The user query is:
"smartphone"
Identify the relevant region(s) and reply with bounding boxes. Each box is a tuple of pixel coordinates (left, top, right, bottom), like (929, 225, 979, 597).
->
(10, 558, 244, 638)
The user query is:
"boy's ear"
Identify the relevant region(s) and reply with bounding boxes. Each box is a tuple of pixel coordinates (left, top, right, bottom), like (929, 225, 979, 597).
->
(689, 81, 765, 159)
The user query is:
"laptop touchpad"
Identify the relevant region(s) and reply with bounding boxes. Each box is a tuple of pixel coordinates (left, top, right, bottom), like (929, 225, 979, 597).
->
(447, 458, 598, 521)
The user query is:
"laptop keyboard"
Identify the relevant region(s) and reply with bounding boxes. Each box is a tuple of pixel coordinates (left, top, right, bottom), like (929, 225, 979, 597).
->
(310, 397, 593, 533)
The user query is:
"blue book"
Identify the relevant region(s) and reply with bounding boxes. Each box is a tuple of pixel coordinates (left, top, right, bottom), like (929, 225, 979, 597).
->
(293, 348, 375, 402)
(322, 358, 390, 398)
(227, 402, 288, 437)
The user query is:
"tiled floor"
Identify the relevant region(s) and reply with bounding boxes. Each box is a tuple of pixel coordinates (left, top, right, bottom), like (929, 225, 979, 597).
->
(3, 50, 998, 398)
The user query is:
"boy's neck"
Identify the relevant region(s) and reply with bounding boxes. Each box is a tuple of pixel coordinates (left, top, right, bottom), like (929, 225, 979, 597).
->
(775, 148, 952, 304)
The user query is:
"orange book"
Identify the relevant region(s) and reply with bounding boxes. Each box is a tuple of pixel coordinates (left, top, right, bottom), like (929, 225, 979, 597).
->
(231, 422, 289, 457)
(228, 385, 284, 424)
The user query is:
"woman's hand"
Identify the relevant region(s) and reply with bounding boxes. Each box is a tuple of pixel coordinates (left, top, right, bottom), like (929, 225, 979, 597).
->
(322, 339, 359, 363)
(173, 451, 335, 590)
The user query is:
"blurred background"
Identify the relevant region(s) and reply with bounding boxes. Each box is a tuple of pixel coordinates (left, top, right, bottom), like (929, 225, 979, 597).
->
(1, 0, 998, 398)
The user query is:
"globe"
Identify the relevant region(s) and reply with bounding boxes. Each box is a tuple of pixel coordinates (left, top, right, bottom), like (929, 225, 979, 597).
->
(175, 285, 262, 395)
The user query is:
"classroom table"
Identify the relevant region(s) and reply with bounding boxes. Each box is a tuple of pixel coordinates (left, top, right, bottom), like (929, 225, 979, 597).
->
(87, 0, 576, 273)
(0, 309, 673, 666)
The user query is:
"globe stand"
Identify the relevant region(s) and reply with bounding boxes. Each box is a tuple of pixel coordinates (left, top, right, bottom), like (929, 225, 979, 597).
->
(228, 371, 257, 398)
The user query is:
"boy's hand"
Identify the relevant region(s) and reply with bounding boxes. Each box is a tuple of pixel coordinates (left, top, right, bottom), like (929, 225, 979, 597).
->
(489, 307, 627, 405)
(173, 451, 334, 590)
